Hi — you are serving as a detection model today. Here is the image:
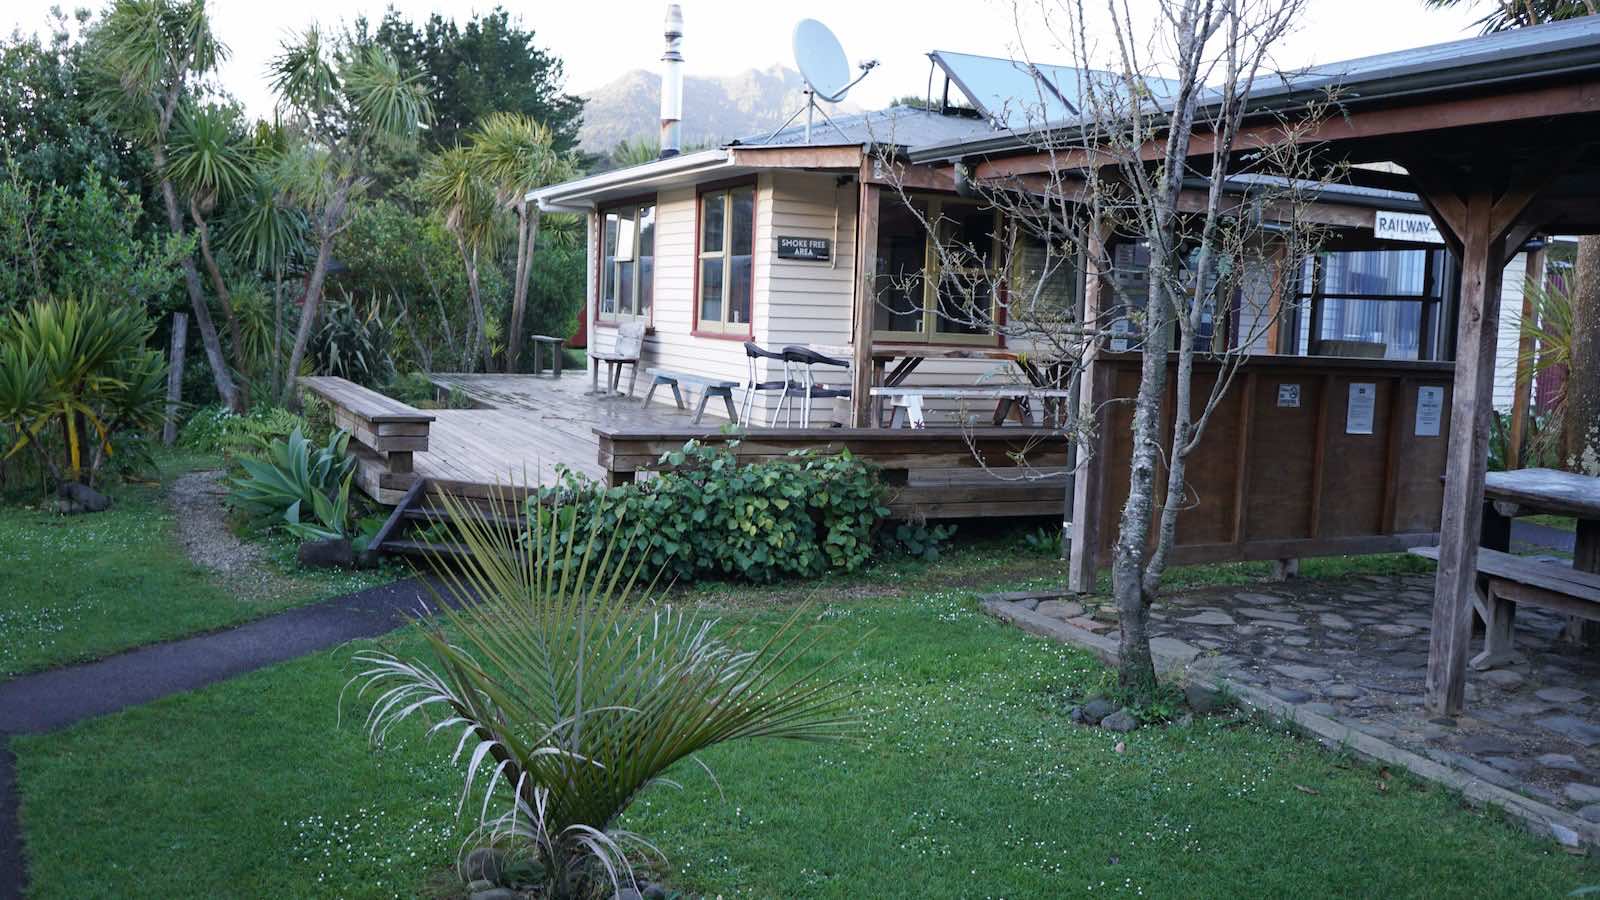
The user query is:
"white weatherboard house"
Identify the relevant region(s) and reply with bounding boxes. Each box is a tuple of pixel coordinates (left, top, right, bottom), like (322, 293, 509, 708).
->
(530, 39, 1545, 427)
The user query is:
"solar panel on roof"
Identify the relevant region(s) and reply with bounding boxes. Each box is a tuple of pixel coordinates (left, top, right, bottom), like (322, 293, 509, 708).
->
(930, 50, 1181, 131)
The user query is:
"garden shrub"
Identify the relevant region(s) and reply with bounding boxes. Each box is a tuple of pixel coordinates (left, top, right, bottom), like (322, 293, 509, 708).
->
(530, 441, 891, 583)
(181, 404, 309, 459)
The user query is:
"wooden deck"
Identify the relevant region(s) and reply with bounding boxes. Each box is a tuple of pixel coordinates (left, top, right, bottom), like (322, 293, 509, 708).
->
(348, 372, 1065, 519)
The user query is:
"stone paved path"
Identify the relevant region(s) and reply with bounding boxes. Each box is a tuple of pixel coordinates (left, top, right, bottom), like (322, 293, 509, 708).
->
(1010, 569, 1600, 821)
(0, 576, 459, 900)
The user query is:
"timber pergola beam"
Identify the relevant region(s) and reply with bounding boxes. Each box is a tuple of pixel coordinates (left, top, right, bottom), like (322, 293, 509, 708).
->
(1408, 156, 1571, 717)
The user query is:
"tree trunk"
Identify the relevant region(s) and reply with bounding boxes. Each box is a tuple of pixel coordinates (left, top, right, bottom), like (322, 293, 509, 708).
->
(1111, 311, 1171, 696)
(506, 203, 540, 373)
(191, 199, 244, 374)
(1568, 235, 1600, 473)
(272, 267, 284, 389)
(282, 184, 352, 406)
(153, 154, 240, 412)
(163, 311, 189, 446)
(457, 234, 492, 373)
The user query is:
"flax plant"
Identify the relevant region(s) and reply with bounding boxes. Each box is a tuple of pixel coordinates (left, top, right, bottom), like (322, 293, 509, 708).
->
(348, 488, 857, 898)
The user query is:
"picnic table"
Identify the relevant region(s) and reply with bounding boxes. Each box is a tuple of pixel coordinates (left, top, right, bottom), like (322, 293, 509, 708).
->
(1480, 467, 1600, 647)
(1483, 468, 1600, 569)
(816, 343, 1071, 427)
(870, 385, 1075, 428)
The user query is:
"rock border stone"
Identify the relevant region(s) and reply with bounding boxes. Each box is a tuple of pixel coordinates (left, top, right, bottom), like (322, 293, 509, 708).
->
(980, 592, 1600, 850)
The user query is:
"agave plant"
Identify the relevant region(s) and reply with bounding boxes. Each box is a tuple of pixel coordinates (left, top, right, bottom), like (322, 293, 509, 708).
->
(349, 490, 856, 898)
(229, 426, 356, 537)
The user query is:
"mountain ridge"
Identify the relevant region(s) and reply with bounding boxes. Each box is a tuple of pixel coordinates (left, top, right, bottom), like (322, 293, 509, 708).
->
(577, 64, 859, 154)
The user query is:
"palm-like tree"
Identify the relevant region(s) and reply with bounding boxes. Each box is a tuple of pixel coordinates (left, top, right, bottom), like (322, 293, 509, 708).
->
(468, 113, 575, 372)
(351, 490, 854, 899)
(1422, 0, 1594, 31)
(420, 146, 499, 371)
(222, 124, 311, 387)
(166, 102, 258, 373)
(270, 28, 430, 403)
(86, 0, 242, 411)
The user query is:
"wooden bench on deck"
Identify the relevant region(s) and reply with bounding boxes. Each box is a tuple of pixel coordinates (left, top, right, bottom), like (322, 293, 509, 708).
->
(642, 368, 740, 424)
(298, 376, 434, 495)
(1410, 545, 1600, 669)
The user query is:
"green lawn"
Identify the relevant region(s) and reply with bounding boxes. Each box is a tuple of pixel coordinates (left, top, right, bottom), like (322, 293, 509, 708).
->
(15, 553, 1596, 899)
(0, 452, 400, 676)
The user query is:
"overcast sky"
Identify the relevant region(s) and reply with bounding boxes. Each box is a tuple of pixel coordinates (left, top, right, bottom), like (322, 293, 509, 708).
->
(7, 0, 1485, 115)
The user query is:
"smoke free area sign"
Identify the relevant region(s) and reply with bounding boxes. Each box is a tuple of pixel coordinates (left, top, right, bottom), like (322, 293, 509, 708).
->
(1373, 210, 1444, 245)
(776, 236, 831, 261)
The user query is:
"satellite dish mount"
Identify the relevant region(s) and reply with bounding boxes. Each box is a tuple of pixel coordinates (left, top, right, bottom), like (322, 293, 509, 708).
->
(765, 19, 877, 144)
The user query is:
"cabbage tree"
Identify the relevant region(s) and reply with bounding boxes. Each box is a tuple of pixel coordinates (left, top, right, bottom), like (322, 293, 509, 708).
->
(85, 0, 241, 411)
(419, 146, 498, 371)
(270, 28, 430, 403)
(468, 113, 575, 372)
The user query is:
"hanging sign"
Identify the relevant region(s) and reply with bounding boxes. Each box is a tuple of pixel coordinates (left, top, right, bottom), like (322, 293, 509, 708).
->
(776, 236, 831, 261)
(1373, 210, 1444, 245)
(1347, 382, 1376, 435)
(1415, 386, 1444, 437)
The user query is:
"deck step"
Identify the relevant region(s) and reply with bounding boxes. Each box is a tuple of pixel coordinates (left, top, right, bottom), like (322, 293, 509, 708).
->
(381, 538, 474, 559)
(402, 507, 527, 530)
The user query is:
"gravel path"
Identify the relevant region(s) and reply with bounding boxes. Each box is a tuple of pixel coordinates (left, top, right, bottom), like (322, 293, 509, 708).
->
(169, 469, 283, 600)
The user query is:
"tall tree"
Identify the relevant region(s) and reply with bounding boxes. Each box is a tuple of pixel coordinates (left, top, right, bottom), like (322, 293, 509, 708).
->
(880, 0, 1322, 696)
(85, 0, 242, 411)
(166, 102, 257, 373)
(366, 8, 584, 154)
(419, 145, 497, 371)
(270, 26, 430, 404)
(1423, 0, 1599, 471)
(468, 112, 573, 371)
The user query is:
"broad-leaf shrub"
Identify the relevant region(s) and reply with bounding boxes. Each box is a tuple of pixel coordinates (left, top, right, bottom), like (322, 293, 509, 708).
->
(531, 441, 891, 583)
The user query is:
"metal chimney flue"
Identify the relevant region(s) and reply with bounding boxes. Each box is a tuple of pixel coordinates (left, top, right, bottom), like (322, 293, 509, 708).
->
(659, 4, 684, 158)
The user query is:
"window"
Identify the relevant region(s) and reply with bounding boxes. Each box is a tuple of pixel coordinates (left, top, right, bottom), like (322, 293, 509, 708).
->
(598, 203, 654, 323)
(1290, 248, 1445, 360)
(872, 195, 1002, 344)
(1103, 240, 1229, 351)
(696, 184, 754, 334)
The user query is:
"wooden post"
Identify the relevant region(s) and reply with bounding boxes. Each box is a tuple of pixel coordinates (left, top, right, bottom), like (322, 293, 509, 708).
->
(850, 179, 880, 427)
(1506, 243, 1544, 469)
(1423, 182, 1538, 717)
(162, 311, 188, 446)
(1068, 222, 1113, 593)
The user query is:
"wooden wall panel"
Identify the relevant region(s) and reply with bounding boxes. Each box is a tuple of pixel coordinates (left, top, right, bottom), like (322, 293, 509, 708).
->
(1088, 353, 1456, 570)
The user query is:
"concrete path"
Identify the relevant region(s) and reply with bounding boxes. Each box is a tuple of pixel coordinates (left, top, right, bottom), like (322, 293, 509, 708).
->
(0, 575, 459, 900)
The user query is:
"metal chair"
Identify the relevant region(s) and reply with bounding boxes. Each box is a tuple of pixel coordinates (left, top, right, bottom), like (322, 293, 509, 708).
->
(741, 341, 789, 425)
(773, 346, 851, 427)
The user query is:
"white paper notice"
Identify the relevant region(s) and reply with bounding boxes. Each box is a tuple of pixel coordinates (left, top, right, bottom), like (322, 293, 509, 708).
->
(1415, 386, 1444, 437)
(1346, 383, 1376, 435)
(1277, 384, 1301, 408)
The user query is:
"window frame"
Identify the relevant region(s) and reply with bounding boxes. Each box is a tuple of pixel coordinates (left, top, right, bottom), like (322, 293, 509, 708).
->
(693, 178, 758, 339)
(594, 199, 657, 328)
(871, 193, 1004, 347)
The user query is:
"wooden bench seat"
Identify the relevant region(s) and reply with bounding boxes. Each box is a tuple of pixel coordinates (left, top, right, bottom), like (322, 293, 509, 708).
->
(1410, 545, 1600, 668)
(299, 376, 434, 489)
(642, 368, 739, 424)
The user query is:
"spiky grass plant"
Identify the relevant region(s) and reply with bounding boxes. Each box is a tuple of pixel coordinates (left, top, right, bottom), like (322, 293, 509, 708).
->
(349, 489, 857, 898)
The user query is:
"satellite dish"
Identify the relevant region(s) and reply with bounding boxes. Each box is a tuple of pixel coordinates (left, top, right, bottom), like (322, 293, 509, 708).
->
(793, 19, 852, 103)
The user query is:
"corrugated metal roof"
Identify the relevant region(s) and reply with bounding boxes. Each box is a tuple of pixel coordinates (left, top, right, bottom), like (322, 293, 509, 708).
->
(910, 16, 1600, 162)
(731, 104, 993, 149)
